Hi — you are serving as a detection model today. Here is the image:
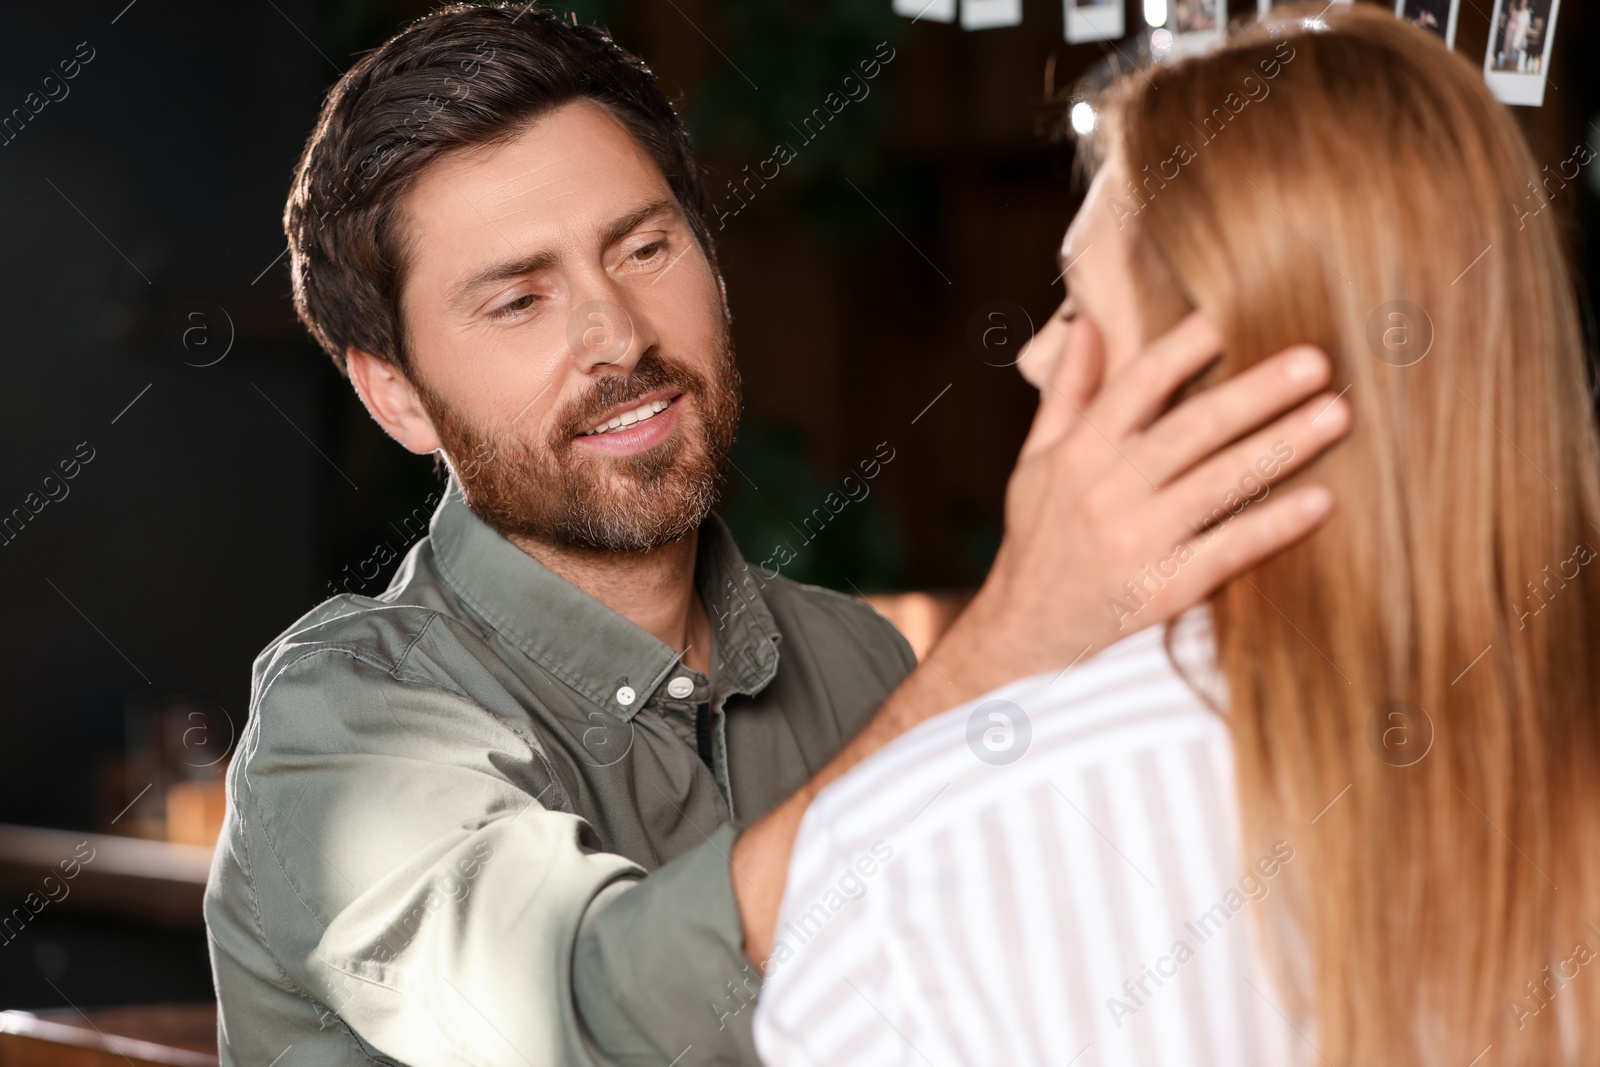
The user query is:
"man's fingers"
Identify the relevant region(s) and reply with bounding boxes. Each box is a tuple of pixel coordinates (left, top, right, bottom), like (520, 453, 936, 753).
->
(1163, 391, 1351, 536)
(1137, 344, 1331, 486)
(1020, 311, 1104, 460)
(1160, 484, 1335, 606)
(1090, 311, 1224, 437)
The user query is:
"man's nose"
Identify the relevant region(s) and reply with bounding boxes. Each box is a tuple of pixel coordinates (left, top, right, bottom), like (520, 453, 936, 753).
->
(565, 276, 660, 376)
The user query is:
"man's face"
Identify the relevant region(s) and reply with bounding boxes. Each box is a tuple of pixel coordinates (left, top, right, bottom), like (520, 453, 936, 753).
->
(395, 99, 741, 553)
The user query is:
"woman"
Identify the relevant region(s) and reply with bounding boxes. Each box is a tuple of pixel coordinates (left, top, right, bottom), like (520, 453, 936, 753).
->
(752, 6, 1600, 1065)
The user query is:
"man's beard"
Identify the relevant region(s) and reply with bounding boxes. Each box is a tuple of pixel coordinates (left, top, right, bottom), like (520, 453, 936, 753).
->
(416, 335, 742, 553)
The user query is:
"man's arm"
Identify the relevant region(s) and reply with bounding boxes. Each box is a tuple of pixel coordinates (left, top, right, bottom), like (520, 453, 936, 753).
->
(732, 311, 1353, 965)
(209, 650, 759, 1067)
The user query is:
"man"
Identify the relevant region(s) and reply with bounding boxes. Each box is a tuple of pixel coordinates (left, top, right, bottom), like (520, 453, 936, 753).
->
(204, 5, 1347, 1065)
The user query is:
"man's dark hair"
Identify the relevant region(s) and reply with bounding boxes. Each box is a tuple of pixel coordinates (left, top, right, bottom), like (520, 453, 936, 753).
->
(284, 2, 715, 378)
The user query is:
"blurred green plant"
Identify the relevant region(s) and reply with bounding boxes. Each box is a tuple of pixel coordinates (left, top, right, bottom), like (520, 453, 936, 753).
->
(719, 425, 907, 591)
(685, 1, 901, 162)
(686, 0, 913, 242)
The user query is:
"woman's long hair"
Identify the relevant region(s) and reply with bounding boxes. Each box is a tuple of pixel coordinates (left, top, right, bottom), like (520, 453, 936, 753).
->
(1102, 7, 1600, 1062)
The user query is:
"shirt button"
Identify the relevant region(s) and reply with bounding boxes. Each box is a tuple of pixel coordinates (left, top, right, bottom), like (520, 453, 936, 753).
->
(615, 686, 636, 707)
(667, 676, 694, 700)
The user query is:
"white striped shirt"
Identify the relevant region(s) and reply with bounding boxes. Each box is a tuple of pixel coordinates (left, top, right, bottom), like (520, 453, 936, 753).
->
(752, 608, 1308, 1067)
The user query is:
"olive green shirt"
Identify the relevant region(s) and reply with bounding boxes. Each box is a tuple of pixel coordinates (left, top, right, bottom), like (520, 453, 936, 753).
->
(203, 476, 915, 1066)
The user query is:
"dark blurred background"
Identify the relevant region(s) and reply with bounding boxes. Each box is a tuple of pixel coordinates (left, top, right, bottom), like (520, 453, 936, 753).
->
(0, 0, 1594, 1041)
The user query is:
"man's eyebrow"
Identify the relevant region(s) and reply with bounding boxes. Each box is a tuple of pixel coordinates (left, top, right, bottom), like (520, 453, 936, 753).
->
(449, 197, 681, 309)
(598, 197, 678, 252)
(451, 248, 561, 308)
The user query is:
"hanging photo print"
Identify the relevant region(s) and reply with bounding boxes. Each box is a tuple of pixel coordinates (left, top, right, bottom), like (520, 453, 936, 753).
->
(1065, 0, 1124, 43)
(1397, 0, 1460, 47)
(893, 0, 956, 22)
(1483, 0, 1560, 106)
(1170, 0, 1225, 56)
(962, 0, 1024, 28)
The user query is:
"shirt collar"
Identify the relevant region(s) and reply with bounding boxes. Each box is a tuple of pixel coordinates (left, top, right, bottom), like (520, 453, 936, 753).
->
(427, 475, 781, 719)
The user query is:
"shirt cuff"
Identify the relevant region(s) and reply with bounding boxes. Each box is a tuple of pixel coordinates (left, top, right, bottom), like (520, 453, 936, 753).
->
(573, 822, 760, 1066)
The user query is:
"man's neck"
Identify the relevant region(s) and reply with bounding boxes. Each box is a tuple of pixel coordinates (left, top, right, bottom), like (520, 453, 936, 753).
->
(507, 529, 712, 674)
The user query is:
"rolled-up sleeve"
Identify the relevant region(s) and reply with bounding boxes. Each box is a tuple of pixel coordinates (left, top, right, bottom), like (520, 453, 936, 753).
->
(574, 822, 757, 1065)
(212, 648, 754, 1066)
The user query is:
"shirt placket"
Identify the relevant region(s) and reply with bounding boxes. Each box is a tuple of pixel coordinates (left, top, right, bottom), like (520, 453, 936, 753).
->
(644, 666, 722, 781)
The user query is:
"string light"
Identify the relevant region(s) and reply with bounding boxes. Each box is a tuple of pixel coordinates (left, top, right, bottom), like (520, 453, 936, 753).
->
(1069, 101, 1097, 136)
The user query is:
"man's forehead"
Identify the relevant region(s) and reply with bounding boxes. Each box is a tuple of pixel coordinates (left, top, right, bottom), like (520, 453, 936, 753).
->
(398, 100, 678, 284)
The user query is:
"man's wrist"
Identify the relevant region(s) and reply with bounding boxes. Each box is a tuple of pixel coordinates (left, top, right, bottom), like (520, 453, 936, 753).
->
(919, 586, 1100, 709)
(731, 587, 1103, 970)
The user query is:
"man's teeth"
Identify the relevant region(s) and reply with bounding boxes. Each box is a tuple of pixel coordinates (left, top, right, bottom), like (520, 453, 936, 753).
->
(582, 398, 671, 436)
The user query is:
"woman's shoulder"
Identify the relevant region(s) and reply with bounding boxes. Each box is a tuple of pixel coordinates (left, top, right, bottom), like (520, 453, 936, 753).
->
(753, 607, 1287, 1067)
(804, 607, 1227, 850)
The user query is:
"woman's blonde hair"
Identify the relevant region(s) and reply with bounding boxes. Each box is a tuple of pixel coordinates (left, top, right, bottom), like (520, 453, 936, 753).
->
(1101, 6, 1600, 1062)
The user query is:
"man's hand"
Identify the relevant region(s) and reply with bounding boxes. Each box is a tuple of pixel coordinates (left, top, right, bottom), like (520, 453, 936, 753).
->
(731, 310, 1351, 967)
(947, 307, 1347, 689)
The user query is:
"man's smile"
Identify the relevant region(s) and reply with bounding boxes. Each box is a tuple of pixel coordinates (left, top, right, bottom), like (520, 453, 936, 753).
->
(573, 390, 684, 454)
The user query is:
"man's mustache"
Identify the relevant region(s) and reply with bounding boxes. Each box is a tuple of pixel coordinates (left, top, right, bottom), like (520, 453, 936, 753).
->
(553, 349, 704, 441)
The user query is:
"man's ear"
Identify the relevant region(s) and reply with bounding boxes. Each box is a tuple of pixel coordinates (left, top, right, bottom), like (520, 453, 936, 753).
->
(345, 347, 443, 455)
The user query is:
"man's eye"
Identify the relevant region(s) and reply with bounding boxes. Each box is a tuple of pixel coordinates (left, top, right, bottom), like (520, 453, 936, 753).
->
(632, 241, 664, 263)
(492, 294, 536, 318)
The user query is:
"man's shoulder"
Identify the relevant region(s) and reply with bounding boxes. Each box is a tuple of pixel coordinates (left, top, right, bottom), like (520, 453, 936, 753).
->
(255, 531, 486, 672)
(251, 593, 442, 687)
(231, 584, 559, 824)
(246, 569, 508, 733)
